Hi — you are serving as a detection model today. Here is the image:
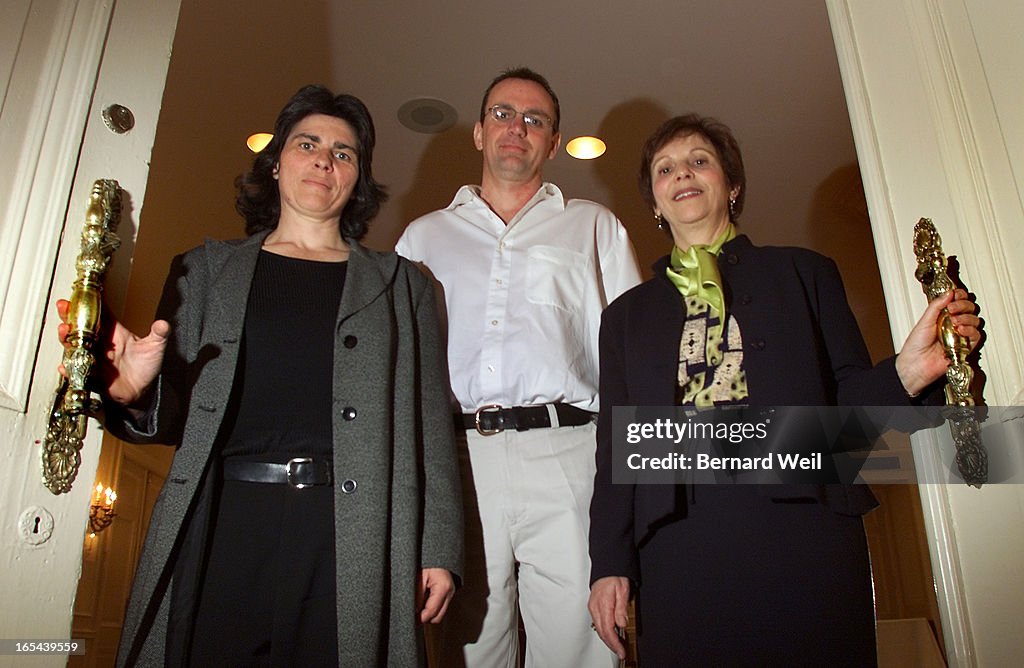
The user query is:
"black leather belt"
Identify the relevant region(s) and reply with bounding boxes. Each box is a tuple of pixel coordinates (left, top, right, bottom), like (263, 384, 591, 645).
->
(459, 403, 595, 436)
(222, 457, 332, 488)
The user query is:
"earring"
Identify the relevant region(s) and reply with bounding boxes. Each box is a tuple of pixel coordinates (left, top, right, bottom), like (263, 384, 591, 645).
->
(728, 198, 737, 219)
(655, 213, 666, 231)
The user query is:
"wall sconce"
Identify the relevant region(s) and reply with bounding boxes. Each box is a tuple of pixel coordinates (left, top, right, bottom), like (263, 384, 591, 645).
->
(88, 483, 117, 536)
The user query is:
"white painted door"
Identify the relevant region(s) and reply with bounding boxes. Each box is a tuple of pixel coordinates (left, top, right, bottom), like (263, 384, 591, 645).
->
(829, 1, 1024, 664)
(0, 1, 180, 665)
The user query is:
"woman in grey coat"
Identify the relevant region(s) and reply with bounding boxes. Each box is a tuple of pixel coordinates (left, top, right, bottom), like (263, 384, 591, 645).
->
(58, 86, 462, 666)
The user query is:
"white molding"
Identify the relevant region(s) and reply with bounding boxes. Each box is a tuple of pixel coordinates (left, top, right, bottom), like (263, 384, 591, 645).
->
(826, 1, 975, 664)
(0, 1, 33, 97)
(913, 432, 976, 666)
(909, 0, 1024, 405)
(0, 0, 114, 411)
(825, 0, 917, 341)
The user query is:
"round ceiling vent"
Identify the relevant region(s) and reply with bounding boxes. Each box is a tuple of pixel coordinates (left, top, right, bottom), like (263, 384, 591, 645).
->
(397, 97, 458, 134)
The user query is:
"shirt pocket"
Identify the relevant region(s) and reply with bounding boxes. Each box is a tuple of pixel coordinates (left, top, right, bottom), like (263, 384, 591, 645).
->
(526, 245, 588, 312)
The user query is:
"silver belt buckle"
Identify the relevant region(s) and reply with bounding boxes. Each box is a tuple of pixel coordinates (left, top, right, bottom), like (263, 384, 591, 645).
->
(474, 404, 503, 436)
(286, 457, 314, 488)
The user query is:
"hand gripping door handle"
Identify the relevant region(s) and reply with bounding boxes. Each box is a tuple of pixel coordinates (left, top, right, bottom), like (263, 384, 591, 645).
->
(43, 180, 121, 495)
(912, 217, 986, 487)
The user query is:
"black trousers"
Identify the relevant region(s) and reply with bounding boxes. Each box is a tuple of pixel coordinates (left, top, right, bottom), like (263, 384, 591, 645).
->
(189, 478, 338, 667)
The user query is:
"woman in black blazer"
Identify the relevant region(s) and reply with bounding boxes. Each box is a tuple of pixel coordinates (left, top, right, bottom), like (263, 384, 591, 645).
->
(587, 115, 979, 665)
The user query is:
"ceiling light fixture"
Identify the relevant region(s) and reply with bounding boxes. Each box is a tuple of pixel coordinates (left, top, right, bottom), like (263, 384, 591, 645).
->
(246, 132, 273, 153)
(566, 136, 607, 160)
(397, 97, 458, 134)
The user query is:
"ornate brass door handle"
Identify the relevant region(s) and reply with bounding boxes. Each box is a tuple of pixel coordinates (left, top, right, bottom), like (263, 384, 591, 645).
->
(42, 180, 121, 495)
(912, 217, 986, 487)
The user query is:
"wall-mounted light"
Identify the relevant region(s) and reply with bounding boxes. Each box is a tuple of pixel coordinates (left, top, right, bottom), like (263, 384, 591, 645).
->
(246, 133, 273, 153)
(566, 136, 607, 160)
(88, 483, 117, 537)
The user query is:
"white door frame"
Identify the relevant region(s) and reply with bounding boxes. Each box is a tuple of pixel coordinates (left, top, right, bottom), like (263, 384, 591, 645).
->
(0, 1, 181, 662)
(829, 1, 1024, 665)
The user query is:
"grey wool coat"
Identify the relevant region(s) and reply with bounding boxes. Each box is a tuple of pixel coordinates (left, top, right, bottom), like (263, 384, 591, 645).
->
(106, 232, 463, 667)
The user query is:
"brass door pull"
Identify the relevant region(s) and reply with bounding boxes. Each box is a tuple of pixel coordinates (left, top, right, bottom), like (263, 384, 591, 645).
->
(43, 180, 121, 495)
(912, 217, 986, 487)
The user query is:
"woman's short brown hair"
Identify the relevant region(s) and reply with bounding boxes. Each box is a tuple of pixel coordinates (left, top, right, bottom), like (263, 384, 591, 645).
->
(638, 114, 746, 222)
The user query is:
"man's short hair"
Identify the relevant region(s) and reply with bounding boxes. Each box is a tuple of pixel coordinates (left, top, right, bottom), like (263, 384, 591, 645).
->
(479, 67, 560, 133)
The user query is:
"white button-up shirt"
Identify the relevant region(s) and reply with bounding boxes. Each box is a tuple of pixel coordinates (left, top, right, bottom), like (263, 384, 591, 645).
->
(396, 183, 641, 413)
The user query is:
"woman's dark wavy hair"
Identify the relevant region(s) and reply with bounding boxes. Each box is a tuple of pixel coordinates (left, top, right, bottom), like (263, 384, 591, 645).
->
(638, 114, 746, 222)
(235, 85, 388, 240)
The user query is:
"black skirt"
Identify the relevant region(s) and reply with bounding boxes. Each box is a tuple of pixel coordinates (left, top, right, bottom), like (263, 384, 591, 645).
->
(635, 484, 875, 666)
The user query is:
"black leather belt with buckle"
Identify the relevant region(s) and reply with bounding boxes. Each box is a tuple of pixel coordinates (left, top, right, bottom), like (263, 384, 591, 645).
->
(458, 403, 595, 436)
(222, 457, 332, 488)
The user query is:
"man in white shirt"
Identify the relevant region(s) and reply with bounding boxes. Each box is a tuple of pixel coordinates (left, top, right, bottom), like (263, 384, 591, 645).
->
(396, 68, 641, 667)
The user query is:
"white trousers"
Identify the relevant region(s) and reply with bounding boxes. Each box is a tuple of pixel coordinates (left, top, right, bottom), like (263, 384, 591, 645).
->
(438, 422, 619, 668)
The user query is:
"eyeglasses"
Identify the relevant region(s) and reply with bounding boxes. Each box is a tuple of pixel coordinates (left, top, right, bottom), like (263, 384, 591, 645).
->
(486, 104, 555, 131)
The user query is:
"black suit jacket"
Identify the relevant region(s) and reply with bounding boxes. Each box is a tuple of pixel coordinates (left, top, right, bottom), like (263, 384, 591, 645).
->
(589, 235, 937, 584)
